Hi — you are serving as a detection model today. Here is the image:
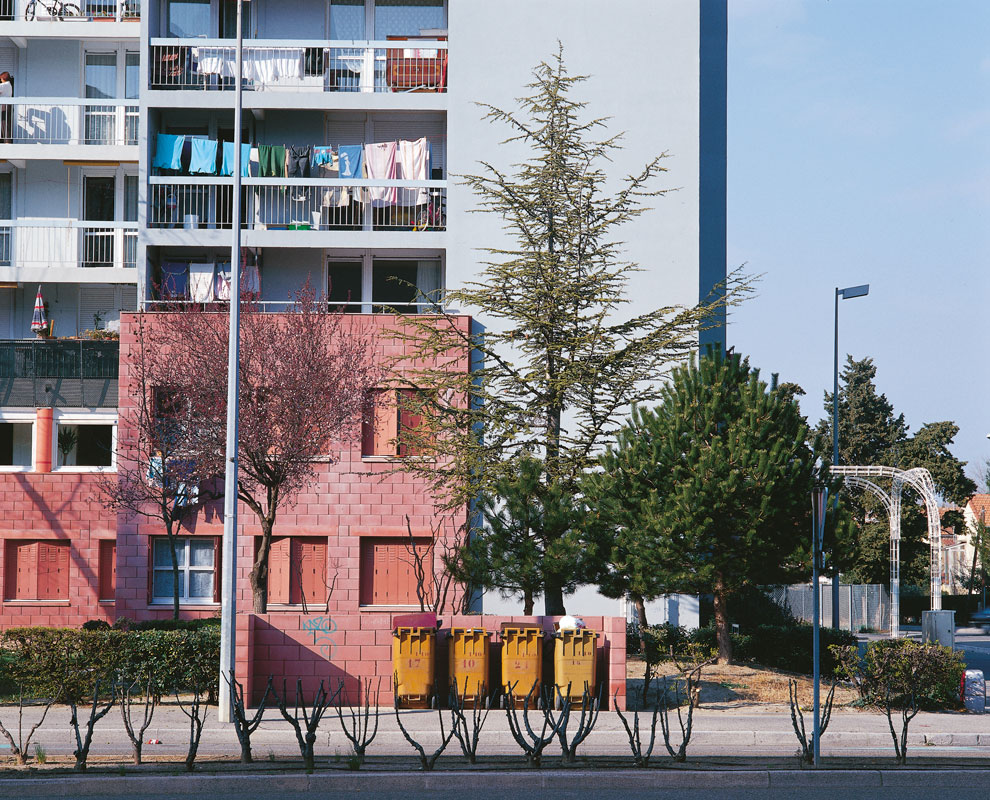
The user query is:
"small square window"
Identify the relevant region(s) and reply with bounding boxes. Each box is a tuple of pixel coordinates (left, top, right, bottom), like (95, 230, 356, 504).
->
(151, 537, 217, 604)
(57, 423, 114, 468)
(0, 422, 33, 468)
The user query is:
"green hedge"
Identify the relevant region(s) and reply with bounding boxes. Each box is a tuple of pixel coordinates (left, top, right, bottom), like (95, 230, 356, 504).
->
(0, 627, 219, 699)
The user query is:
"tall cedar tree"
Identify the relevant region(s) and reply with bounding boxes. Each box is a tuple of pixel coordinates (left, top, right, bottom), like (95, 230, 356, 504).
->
(99, 315, 224, 619)
(817, 356, 976, 587)
(594, 349, 817, 664)
(133, 288, 381, 612)
(393, 49, 745, 614)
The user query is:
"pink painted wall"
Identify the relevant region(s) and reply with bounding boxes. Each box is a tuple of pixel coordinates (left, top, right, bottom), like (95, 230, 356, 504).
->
(241, 612, 627, 711)
(0, 471, 116, 628)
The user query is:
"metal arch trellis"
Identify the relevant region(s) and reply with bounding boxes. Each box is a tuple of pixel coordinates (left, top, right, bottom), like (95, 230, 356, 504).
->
(832, 465, 943, 639)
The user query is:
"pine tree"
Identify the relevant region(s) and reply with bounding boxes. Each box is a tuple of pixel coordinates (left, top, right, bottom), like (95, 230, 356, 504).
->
(394, 48, 746, 614)
(585, 349, 816, 663)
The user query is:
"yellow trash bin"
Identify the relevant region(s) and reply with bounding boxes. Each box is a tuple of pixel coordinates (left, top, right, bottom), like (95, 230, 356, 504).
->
(501, 625, 543, 705)
(553, 629, 599, 703)
(393, 626, 436, 707)
(448, 627, 490, 700)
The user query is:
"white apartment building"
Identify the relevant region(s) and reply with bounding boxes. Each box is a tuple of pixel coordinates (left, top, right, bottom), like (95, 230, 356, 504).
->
(0, 0, 727, 615)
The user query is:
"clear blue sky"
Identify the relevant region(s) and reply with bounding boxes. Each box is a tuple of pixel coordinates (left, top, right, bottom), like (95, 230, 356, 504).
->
(727, 0, 990, 490)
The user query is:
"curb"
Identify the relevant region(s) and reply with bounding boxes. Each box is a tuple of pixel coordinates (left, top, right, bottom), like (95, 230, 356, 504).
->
(4, 769, 990, 796)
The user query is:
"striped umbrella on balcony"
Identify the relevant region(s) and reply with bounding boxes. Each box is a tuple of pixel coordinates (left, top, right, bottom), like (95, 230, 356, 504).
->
(30, 286, 47, 334)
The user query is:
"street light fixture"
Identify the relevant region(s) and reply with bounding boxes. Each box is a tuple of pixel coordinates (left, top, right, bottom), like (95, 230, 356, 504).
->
(831, 283, 870, 630)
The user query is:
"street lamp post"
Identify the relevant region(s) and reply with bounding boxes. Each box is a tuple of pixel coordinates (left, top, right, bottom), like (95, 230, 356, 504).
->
(831, 283, 869, 630)
(811, 483, 829, 767)
(218, 0, 246, 724)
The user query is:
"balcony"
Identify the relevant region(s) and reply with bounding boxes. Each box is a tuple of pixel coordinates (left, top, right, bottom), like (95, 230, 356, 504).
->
(147, 39, 447, 111)
(0, 99, 139, 161)
(0, 338, 118, 409)
(0, 220, 138, 282)
(0, 1, 139, 40)
(144, 177, 446, 248)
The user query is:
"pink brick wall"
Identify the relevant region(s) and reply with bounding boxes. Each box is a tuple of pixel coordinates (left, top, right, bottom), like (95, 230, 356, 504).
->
(114, 312, 473, 624)
(0, 472, 116, 628)
(241, 612, 627, 711)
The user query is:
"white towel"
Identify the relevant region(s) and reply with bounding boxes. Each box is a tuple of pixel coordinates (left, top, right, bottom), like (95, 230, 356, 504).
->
(398, 137, 429, 206)
(364, 141, 397, 207)
(189, 263, 214, 302)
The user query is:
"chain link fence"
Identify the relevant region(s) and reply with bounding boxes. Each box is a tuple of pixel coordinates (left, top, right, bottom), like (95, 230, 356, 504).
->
(770, 583, 890, 633)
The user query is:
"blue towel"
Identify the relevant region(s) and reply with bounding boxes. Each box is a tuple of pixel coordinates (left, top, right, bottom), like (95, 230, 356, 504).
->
(337, 145, 363, 179)
(189, 138, 218, 175)
(161, 261, 188, 298)
(312, 145, 333, 167)
(221, 142, 251, 177)
(152, 134, 184, 171)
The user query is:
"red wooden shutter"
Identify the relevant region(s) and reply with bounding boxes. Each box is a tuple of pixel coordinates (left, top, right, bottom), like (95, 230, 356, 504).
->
(398, 389, 424, 457)
(361, 390, 396, 457)
(38, 542, 68, 601)
(98, 540, 116, 601)
(268, 537, 291, 604)
(15, 542, 38, 600)
(3, 541, 21, 601)
(291, 538, 327, 606)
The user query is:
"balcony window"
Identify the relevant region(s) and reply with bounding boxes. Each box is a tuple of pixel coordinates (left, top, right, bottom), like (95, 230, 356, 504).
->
(168, 0, 210, 38)
(330, 0, 365, 39)
(375, 0, 445, 39)
(328, 261, 362, 312)
(152, 536, 217, 604)
(328, 258, 441, 313)
(56, 422, 115, 469)
(0, 422, 33, 469)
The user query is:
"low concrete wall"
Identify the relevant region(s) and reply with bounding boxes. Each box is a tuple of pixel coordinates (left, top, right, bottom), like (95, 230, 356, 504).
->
(236, 612, 627, 710)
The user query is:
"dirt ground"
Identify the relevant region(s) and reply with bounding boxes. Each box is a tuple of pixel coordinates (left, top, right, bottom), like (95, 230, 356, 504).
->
(625, 654, 862, 711)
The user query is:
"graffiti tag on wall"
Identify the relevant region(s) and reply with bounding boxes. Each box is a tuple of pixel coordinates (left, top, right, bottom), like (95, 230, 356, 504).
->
(301, 616, 338, 660)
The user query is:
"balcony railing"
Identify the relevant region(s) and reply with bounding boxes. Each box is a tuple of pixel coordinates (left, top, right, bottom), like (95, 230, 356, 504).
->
(0, 339, 118, 409)
(0, 99, 139, 147)
(0, 0, 138, 21)
(0, 221, 138, 270)
(147, 178, 446, 232)
(149, 39, 447, 93)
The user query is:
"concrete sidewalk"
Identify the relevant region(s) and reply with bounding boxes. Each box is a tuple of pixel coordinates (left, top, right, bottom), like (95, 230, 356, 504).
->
(3, 705, 989, 761)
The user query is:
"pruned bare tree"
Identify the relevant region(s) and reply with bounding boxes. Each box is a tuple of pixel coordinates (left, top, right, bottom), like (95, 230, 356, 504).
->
(449, 677, 492, 764)
(614, 681, 660, 768)
(175, 686, 209, 772)
(553, 682, 602, 764)
(503, 681, 566, 767)
(788, 678, 837, 765)
(224, 671, 272, 764)
(274, 678, 342, 773)
(68, 678, 116, 772)
(394, 690, 457, 771)
(117, 674, 158, 764)
(335, 677, 381, 767)
(0, 688, 61, 766)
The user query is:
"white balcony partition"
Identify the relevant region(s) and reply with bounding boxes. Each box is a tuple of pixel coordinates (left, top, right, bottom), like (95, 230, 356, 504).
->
(149, 40, 447, 94)
(3, 0, 138, 21)
(0, 220, 137, 270)
(0, 99, 138, 146)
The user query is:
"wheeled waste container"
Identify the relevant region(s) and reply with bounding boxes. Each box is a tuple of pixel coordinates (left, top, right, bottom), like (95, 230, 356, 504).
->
(448, 627, 490, 702)
(553, 628, 598, 703)
(393, 626, 436, 707)
(500, 625, 544, 705)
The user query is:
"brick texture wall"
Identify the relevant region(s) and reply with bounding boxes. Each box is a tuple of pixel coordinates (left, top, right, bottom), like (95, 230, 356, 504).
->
(0, 472, 116, 628)
(241, 613, 627, 711)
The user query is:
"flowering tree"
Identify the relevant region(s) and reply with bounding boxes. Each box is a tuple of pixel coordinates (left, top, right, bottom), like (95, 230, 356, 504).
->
(113, 287, 382, 613)
(100, 315, 224, 620)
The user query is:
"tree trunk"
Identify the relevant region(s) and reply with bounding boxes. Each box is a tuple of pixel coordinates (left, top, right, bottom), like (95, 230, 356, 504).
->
(250, 517, 274, 613)
(543, 580, 565, 616)
(713, 573, 732, 665)
(164, 519, 180, 621)
(523, 592, 534, 616)
(632, 593, 649, 654)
